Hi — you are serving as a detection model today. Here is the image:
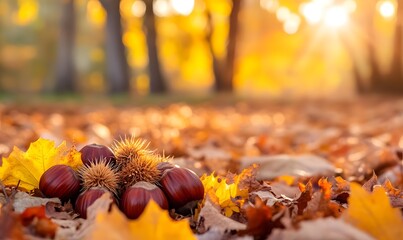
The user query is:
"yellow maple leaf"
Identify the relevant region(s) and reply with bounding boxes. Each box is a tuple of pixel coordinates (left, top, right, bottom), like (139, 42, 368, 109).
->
(86, 200, 196, 240)
(0, 138, 82, 191)
(344, 183, 403, 240)
(201, 166, 253, 217)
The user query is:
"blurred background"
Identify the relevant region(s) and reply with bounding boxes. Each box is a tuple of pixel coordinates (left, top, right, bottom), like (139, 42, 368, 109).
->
(0, 0, 402, 98)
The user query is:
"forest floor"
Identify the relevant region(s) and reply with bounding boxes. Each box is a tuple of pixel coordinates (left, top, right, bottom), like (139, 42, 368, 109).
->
(1, 95, 403, 239)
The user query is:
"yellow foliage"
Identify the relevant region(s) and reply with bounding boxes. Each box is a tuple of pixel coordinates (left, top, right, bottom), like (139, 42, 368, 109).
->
(14, 0, 38, 26)
(86, 200, 196, 240)
(344, 183, 403, 240)
(201, 167, 251, 217)
(0, 138, 82, 191)
(87, 0, 106, 27)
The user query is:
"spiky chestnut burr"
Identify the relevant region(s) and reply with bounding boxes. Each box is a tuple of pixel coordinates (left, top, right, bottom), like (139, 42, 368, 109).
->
(111, 136, 154, 167)
(75, 187, 115, 219)
(78, 160, 120, 195)
(79, 143, 115, 166)
(119, 154, 163, 189)
(120, 181, 168, 219)
(39, 165, 81, 202)
(159, 167, 204, 209)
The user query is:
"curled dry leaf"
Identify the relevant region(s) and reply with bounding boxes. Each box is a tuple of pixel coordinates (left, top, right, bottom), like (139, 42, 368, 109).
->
(238, 197, 283, 240)
(0, 191, 60, 213)
(198, 198, 246, 232)
(362, 172, 379, 192)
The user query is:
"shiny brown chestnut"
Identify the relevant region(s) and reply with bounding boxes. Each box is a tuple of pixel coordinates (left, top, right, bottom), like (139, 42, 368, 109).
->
(120, 181, 168, 219)
(79, 143, 115, 166)
(39, 165, 81, 202)
(159, 167, 204, 209)
(75, 187, 113, 219)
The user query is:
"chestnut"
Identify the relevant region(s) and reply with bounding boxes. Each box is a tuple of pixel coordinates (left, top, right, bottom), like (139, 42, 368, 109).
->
(79, 143, 115, 166)
(159, 167, 204, 209)
(39, 165, 81, 202)
(75, 187, 113, 219)
(120, 181, 168, 219)
(157, 162, 175, 174)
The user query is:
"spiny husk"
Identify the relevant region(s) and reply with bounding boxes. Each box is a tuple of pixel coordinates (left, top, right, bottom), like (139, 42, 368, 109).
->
(119, 154, 165, 189)
(112, 136, 154, 167)
(79, 159, 119, 195)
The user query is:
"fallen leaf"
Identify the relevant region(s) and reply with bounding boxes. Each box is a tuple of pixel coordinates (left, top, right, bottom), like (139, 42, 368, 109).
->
(0, 203, 25, 240)
(238, 197, 282, 240)
(362, 172, 379, 192)
(197, 228, 252, 240)
(240, 155, 335, 180)
(296, 181, 312, 215)
(20, 205, 57, 239)
(198, 198, 246, 232)
(0, 191, 60, 213)
(343, 183, 403, 240)
(201, 168, 249, 217)
(318, 178, 332, 199)
(269, 218, 374, 240)
(85, 200, 196, 240)
(0, 138, 82, 190)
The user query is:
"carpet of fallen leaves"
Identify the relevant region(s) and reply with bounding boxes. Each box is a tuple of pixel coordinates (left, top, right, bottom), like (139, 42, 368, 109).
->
(1, 97, 403, 239)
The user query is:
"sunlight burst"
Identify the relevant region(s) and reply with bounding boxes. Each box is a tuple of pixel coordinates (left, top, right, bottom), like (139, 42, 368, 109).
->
(324, 6, 349, 28)
(377, 0, 396, 18)
(171, 0, 194, 16)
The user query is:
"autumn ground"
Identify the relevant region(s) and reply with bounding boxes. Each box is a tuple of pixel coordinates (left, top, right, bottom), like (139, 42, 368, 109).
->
(1, 95, 403, 239)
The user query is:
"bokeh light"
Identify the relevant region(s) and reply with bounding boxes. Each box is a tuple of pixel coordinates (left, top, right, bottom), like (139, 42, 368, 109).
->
(171, 0, 195, 16)
(324, 6, 349, 28)
(377, 0, 396, 18)
(131, 0, 146, 18)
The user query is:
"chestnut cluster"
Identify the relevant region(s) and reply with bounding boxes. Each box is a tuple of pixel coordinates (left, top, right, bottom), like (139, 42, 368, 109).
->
(39, 139, 204, 219)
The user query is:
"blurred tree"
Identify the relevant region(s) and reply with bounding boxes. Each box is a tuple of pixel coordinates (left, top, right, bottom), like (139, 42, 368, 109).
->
(143, 0, 166, 93)
(100, 0, 130, 93)
(206, 0, 242, 92)
(54, 0, 76, 92)
(351, 0, 403, 93)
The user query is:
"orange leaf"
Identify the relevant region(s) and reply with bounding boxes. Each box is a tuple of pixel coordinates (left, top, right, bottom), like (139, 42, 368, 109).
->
(343, 183, 403, 240)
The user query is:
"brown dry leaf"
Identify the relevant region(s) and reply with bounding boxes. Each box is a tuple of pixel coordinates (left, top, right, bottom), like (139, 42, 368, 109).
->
(268, 218, 374, 240)
(382, 180, 403, 208)
(0, 203, 25, 240)
(362, 172, 379, 192)
(238, 197, 282, 240)
(0, 191, 60, 213)
(296, 181, 312, 215)
(343, 183, 403, 240)
(198, 198, 246, 232)
(240, 155, 335, 180)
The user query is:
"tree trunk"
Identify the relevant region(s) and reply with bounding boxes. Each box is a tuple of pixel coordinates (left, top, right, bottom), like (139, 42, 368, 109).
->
(219, 0, 242, 92)
(143, 0, 166, 93)
(54, 0, 76, 92)
(209, 0, 242, 92)
(205, 11, 226, 91)
(100, 0, 130, 94)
